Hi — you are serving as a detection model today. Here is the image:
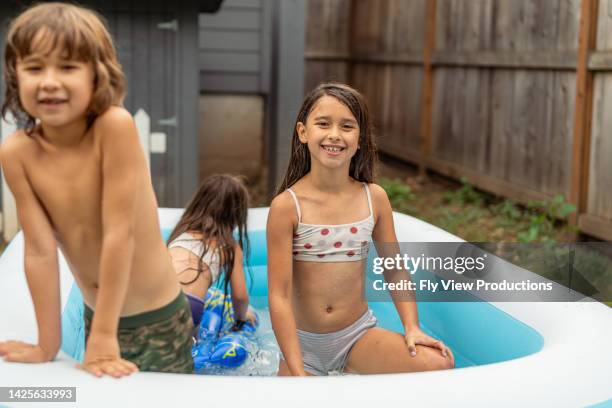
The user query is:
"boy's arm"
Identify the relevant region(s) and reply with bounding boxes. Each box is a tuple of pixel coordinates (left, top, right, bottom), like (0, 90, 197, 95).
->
(0, 136, 61, 362)
(83, 108, 142, 376)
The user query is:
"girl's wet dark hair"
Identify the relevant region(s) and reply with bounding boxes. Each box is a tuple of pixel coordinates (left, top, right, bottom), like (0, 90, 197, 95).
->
(168, 174, 251, 297)
(275, 82, 377, 195)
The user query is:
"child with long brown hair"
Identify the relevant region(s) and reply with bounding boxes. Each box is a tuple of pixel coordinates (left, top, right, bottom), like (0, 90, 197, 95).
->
(167, 174, 256, 328)
(0, 3, 192, 377)
(267, 82, 455, 376)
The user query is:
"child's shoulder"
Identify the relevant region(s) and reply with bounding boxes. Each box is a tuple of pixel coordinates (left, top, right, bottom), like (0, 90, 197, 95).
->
(364, 182, 391, 211)
(350, 180, 387, 200)
(0, 129, 34, 163)
(270, 190, 296, 212)
(90, 107, 139, 150)
(92, 106, 134, 137)
(95, 106, 132, 121)
(365, 182, 388, 199)
(94, 106, 134, 126)
(269, 190, 299, 222)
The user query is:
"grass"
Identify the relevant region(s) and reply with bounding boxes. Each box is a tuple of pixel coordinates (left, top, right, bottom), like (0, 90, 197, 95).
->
(377, 173, 576, 243)
(376, 158, 611, 306)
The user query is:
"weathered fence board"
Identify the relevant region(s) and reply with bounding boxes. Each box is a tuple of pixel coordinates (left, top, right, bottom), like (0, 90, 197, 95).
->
(304, 0, 351, 91)
(587, 0, 612, 227)
(588, 73, 612, 220)
(305, 61, 350, 93)
(596, 0, 612, 50)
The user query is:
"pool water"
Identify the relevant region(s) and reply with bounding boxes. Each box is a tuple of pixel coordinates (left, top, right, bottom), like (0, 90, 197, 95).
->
(60, 229, 544, 373)
(195, 297, 280, 376)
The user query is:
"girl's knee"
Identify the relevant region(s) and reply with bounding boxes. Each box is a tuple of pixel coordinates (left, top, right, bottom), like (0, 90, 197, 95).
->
(415, 345, 454, 371)
(437, 354, 455, 370)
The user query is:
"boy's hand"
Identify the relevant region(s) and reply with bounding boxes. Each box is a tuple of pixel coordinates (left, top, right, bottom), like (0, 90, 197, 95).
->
(78, 333, 138, 378)
(0, 340, 54, 363)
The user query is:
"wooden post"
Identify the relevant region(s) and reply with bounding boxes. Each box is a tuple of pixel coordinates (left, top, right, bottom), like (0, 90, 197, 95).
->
(347, 0, 357, 86)
(134, 109, 151, 168)
(177, 2, 200, 207)
(419, 0, 437, 178)
(569, 0, 598, 229)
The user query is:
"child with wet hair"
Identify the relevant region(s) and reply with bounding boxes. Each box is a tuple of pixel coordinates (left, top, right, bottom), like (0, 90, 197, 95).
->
(268, 83, 455, 376)
(167, 174, 257, 328)
(0, 3, 192, 377)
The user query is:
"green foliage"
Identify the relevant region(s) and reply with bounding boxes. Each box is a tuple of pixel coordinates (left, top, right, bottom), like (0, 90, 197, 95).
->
(527, 195, 577, 220)
(378, 175, 578, 244)
(439, 182, 579, 242)
(491, 199, 522, 221)
(378, 177, 415, 213)
(438, 206, 487, 237)
(516, 195, 577, 243)
(443, 177, 485, 206)
(489, 195, 578, 243)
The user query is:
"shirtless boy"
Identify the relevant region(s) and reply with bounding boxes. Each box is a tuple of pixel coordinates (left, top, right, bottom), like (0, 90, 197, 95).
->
(0, 3, 192, 377)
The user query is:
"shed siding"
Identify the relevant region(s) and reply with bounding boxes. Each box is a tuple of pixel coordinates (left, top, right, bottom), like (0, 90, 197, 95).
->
(199, 0, 270, 93)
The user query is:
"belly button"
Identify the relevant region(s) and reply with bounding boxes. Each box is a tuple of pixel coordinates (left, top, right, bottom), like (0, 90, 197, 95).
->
(325, 305, 333, 313)
(93, 283, 99, 289)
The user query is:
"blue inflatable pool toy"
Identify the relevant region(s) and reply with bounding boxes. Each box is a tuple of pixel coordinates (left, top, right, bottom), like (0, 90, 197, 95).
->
(192, 288, 258, 371)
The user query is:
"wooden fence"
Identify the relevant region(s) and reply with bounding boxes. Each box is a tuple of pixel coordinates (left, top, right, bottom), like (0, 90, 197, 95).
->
(0, 110, 161, 242)
(305, 0, 612, 241)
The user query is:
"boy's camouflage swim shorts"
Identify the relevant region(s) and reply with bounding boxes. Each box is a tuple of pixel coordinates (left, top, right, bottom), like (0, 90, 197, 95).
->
(84, 292, 194, 374)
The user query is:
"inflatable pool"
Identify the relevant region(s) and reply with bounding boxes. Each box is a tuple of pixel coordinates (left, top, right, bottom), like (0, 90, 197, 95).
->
(1, 208, 610, 407)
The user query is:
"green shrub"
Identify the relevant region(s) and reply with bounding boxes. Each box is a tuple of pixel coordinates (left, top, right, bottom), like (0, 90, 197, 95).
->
(517, 195, 577, 243)
(378, 177, 415, 213)
(443, 177, 485, 206)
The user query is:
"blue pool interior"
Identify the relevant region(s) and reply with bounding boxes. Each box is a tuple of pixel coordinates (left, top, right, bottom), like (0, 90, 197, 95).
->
(60, 228, 544, 369)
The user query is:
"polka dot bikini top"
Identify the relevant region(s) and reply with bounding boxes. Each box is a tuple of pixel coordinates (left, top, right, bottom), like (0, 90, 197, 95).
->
(287, 183, 375, 262)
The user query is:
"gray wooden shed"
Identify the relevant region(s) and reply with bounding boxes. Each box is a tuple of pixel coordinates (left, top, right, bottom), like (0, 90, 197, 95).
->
(0, 0, 304, 215)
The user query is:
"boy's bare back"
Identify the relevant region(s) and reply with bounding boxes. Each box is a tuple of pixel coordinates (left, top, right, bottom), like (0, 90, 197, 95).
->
(1, 107, 179, 315)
